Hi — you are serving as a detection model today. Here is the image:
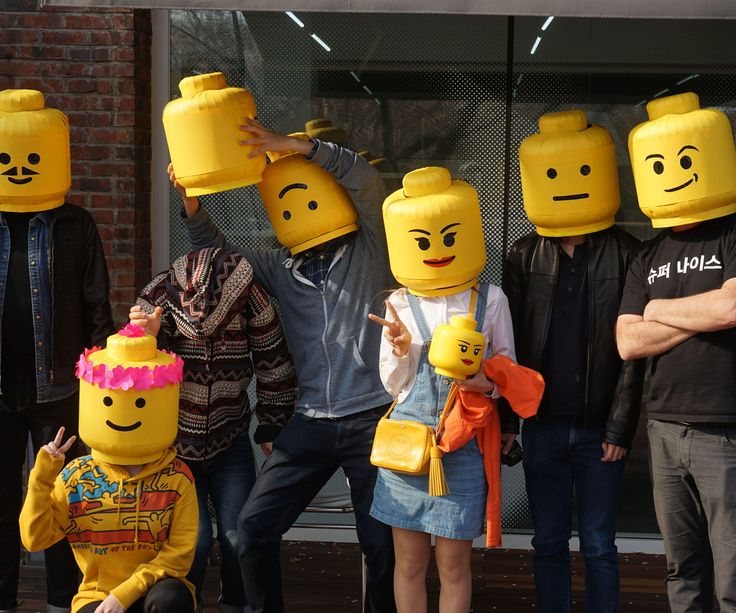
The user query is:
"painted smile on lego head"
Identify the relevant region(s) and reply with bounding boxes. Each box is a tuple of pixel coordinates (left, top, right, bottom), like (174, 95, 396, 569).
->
(278, 182, 313, 220)
(645, 145, 700, 193)
(547, 164, 591, 201)
(411, 222, 460, 268)
(0, 151, 41, 185)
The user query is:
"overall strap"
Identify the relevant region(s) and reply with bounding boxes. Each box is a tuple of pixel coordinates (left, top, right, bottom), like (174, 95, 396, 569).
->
(474, 282, 489, 331)
(407, 292, 433, 344)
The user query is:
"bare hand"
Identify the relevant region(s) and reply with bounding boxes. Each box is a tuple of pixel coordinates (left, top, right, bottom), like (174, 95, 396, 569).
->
(167, 162, 201, 217)
(94, 593, 124, 613)
(601, 442, 628, 462)
(500, 433, 516, 455)
(42, 427, 77, 461)
(260, 442, 273, 457)
(238, 117, 312, 159)
(368, 301, 412, 358)
(455, 368, 494, 395)
(129, 305, 163, 337)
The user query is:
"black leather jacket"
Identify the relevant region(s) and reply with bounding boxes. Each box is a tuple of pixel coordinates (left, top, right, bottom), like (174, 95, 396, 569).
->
(502, 225, 644, 448)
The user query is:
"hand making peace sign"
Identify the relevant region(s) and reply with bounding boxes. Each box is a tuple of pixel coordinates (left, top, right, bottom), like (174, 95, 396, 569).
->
(368, 301, 413, 358)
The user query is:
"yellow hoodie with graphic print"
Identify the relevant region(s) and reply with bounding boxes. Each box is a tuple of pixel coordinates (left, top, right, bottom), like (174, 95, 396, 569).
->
(20, 447, 198, 613)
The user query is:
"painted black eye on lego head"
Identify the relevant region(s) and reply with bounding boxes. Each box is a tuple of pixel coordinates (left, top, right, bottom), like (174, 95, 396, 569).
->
(103, 396, 113, 407)
(308, 200, 318, 211)
(653, 161, 664, 175)
(443, 233, 456, 247)
(0, 153, 10, 165)
(283, 210, 291, 220)
(546, 168, 557, 179)
(135, 398, 146, 408)
(680, 155, 692, 170)
(415, 237, 430, 251)
(580, 164, 591, 176)
(27, 153, 40, 165)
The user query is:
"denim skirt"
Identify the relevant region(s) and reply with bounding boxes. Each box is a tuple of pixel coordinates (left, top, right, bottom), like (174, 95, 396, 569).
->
(370, 436, 487, 540)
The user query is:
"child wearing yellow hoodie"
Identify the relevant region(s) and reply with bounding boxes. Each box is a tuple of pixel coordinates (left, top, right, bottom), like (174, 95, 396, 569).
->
(19, 325, 198, 613)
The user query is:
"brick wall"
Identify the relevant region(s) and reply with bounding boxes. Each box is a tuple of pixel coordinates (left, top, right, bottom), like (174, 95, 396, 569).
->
(0, 1, 152, 326)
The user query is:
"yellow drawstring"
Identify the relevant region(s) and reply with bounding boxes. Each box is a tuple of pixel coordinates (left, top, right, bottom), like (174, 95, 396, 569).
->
(134, 481, 142, 549)
(115, 477, 123, 526)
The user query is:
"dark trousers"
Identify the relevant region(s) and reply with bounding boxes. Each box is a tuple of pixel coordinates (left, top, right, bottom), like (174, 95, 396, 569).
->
(238, 407, 396, 613)
(76, 577, 194, 613)
(0, 390, 81, 610)
(522, 416, 626, 613)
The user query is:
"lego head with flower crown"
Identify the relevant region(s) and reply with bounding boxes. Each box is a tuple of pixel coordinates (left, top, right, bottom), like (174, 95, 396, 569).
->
(383, 166, 485, 296)
(76, 324, 184, 465)
(0, 88, 71, 213)
(628, 92, 736, 227)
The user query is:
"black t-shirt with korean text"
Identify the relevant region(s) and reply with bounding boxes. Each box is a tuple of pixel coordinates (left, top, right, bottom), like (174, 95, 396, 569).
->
(618, 213, 736, 422)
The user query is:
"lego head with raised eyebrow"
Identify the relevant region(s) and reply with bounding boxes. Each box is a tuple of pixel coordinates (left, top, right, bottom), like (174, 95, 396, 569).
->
(628, 92, 736, 227)
(258, 133, 358, 255)
(383, 166, 485, 296)
(0, 89, 70, 213)
(519, 109, 620, 237)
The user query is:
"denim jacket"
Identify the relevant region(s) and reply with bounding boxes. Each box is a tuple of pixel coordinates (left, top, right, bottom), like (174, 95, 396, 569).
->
(0, 204, 114, 403)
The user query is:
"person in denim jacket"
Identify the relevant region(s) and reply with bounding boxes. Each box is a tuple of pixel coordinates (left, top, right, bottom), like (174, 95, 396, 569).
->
(0, 89, 114, 613)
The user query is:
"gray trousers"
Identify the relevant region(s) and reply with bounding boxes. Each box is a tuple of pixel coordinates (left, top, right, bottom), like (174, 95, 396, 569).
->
(648, 419, 736, 613)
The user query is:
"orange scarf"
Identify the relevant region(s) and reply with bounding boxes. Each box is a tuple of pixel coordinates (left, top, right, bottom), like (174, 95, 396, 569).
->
(437, 354, 544, 547)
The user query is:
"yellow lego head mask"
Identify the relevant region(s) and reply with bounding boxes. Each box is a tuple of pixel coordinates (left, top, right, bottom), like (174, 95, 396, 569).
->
(428, 315, 486, 380)
(162, 72, 266, 197)
(76, 324, 184, 465)
(383, 167, 486, 296)
(628, 92, 736, 227)
(258, 134, 358, 254)
(519, 110, 620, 237)
(0, 89, 70, 213)
(305, 118, 347, 145)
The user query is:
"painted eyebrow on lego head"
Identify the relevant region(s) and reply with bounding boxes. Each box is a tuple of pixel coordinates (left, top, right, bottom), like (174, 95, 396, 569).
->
(645, 154, 665, 161)
(278, 183, 308, 199)
(678, 145, 699, 155)
(409, 228, 431, 235)
(440, 223, 461, 234)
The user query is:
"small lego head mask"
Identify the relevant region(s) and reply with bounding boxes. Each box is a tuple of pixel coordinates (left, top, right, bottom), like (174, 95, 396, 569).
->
(259, 134, 358, 254)
(0, 89, 70, 213)
(519, 110, 620, 237)
(428, 315, 486, 380)
(628, 92, 736, 227)
(76, 324, 184, 465)
(383, 167, 485, 296)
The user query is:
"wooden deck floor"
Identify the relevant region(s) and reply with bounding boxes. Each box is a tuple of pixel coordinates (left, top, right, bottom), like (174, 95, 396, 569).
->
(16, 541, 669, 612)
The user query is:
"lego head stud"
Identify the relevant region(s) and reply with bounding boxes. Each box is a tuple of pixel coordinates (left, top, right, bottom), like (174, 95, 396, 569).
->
(162, 72, 266, 197)
(628, 92, 736, 227)
(258, 133, 358, 254)
(305, 118, 347, 145)
(383, 166, 486, 296)
(519, 110, 620, 237)
(0, 89, 70, 213)
(76, 324, 184, 465)
(428, 314, 486, 380)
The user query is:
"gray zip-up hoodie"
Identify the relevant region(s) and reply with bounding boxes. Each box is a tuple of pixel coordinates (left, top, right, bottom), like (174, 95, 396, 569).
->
(185, 140, 395, 418)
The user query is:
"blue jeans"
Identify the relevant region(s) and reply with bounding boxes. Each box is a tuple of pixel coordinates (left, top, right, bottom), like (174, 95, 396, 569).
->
(238, 407, 396, 613)
(648, 419, 736, 613)
(522, 417, 626, 613)
(185, 433, 256, 609)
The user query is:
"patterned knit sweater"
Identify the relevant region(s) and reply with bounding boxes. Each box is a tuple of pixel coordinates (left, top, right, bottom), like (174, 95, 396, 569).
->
(138, 247, 297, 461)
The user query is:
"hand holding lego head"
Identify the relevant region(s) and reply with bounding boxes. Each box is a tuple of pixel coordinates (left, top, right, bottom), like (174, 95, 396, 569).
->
(0, 89, 70, 213)
(162, 72, 266, 197)
(519, 110, 620, 237)
(258, 133, 358, 254)
(429, 315, 486, 380)
(628, 92, 736, 227)
(383, 166, 486, 296)
(76, 324, 183, 465)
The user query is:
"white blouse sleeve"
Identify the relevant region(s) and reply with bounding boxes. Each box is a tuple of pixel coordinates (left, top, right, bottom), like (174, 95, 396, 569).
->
(377, 291, 419, 397)
(483, 285, 517, 362)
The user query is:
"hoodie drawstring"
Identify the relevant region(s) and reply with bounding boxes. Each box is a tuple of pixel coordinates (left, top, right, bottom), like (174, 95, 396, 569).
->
(115, 476, 123, 527)
(134, 480, 142, 549)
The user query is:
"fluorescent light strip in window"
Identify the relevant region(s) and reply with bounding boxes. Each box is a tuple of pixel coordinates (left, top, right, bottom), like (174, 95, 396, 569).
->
(363, 85, 373, 95)
(530, 36, 542, 54)
(676, 74, 699, 85)
(285, 12, 304, 27)
(654, 88, 669, 98)
(541, 16, 555, 30)
(350, 71, 361, 82)
(311, 33, 331, 51)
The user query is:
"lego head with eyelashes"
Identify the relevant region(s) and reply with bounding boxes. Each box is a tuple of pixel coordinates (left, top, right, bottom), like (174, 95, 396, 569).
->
(628, 92, 736, 227)
(258, 133, 358, 255)
(519, 109, 620, 237)
(383, 166, 485, 297)
(76, 324, 183, 465)
(0, 89, 70, 213)
(428, 314, 486, 380)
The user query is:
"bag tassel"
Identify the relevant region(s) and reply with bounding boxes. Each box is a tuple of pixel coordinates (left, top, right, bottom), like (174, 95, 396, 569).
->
(428, 443, 450, 497)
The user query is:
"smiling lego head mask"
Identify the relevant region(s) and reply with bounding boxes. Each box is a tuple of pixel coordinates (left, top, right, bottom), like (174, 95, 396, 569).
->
(519, 110, 620, 237)
(628, 92, 736, 227)
(76, 324, 184, 465)
(0, 89, 70, 213)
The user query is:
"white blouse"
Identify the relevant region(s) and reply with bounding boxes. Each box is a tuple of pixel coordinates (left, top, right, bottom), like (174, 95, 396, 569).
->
(378, 285, 516, 402)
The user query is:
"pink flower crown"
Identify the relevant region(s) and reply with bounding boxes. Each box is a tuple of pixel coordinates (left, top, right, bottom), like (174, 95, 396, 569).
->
(75, 345, 184, 392)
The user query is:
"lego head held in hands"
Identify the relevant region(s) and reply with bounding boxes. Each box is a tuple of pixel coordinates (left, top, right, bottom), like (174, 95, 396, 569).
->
(0, 88, 70, 213)
(383, 166, 485, 296)
(519, 110, 620, 237)
(76, 324, 184, 465)
(628, 92, 736, 227)
(259, 133, 358, 254)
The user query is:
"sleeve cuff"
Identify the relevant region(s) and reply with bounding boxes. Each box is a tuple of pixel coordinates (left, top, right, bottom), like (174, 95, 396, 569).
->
(253, 423, 282, 444)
